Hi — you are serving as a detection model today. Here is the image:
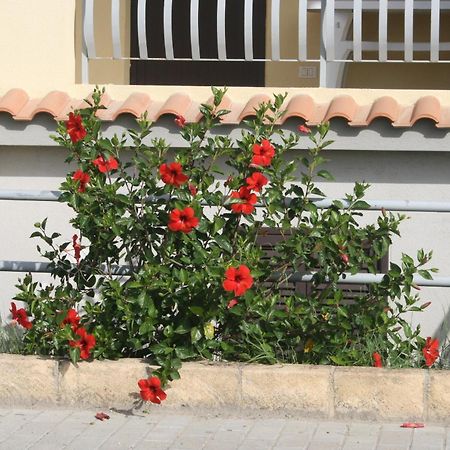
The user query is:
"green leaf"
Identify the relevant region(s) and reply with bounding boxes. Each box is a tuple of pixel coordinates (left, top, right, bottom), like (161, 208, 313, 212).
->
(189, 306, 204, 317)
(317, 170, 334, 181)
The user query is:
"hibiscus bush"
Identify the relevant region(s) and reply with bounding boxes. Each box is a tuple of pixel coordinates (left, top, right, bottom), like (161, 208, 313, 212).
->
(13, 87, 439, 400)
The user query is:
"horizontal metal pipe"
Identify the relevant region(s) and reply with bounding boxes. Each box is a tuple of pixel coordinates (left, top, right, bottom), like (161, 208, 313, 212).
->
(0, 260, 448, 287)
(0, 190, 60, 201)
(0, 260, 129, 275)
(3, 190, 450, 213)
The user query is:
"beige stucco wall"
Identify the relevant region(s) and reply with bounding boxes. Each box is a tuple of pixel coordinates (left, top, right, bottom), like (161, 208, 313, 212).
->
(0, 0, 76, 89)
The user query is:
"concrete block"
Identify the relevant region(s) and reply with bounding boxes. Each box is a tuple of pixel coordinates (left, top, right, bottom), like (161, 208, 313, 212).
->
(166, 362, 241, 408)
(428, 370, 450, 423)
(334, 367, 424, 421)
(241, 364, 332, 416)
(0, 354, 58, 407)
(58, 358, 152, 408)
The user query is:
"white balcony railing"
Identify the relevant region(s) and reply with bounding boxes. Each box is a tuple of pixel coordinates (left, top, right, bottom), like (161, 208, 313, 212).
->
(81, 0, 450, 87)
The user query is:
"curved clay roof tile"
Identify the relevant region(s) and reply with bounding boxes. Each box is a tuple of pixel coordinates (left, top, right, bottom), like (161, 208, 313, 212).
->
(157, 93, 193, 119)
(0, 88, 29, 116)
(324, 95, 359, 122)
(366, 96, 400, 124)
(410, 95, 441, 125)
(283, 95, 316, 122)
(110, 93, 152, 120)
(238, 94, 272, 122)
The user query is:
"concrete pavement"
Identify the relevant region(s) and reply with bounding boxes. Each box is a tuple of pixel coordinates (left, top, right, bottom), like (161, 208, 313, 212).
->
(0, 408, 448, 450)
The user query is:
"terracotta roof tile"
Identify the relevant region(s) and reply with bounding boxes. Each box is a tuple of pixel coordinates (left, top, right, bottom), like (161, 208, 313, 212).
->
(1, 88, 450, 129)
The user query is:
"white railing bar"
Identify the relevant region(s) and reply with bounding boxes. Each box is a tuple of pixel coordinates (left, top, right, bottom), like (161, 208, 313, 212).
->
(298, 0, 308, 61)
(0, 259, 447, 287)
(404, 0, 414, 62)
(358, 41, 450, 52)
(378, 0, 388, 62)
(353, 0, 362, 62)
(111, 0, 122, 59)
(244, 0, 254, 61)
(83, 0, 96, 58)
(5, 190, 450, 213)
(217, 0, 227, 60)
(81, 0, 90, 84)
(271, 0, 281, 61)
(163, 0, 174, 60)
(430, 0, 440, 62)
(137, 0, 148, 59)
(307, 1, 450, 10)
(190, 0, 200, 60)
(326, 0, 335, 61)
(84, 56, 450, 63)
(319, 0, 327, 86)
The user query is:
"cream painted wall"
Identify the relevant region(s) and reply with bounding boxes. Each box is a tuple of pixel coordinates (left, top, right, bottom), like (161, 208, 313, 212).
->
(0, 0, 76, 90)
(1, 145, 450, 340)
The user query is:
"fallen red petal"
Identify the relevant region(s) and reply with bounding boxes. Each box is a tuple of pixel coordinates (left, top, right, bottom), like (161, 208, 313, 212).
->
(400, 422, 424, 428)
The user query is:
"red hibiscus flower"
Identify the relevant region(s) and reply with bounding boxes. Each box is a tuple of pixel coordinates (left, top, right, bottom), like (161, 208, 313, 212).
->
(138, 376, 167, 404)
(223, 265, 254, 297)
(189, 184, 197, 196)
(230, 187, 257, 215)
(251, 139, 275, 167)
(69, 327, 96, 360)
(168, 207, 199, 233)
(72, 170, 90, 193)
(159, 162, 188, 187)
(92, 156, 119, 173)
(298, 124, 311, 134)
(246, 172, 268, 192)
(10, 302, 32, 330)
(340, 253, 349, 265)
(423, 337, 439, 367)
(174, 115, 186, 128)
(72, 234, 81, 265)
(372, 352, 382, 368)
(66, 112, 87, 143)
(227, 298, 238, 309)
(61, 308, 80, 331)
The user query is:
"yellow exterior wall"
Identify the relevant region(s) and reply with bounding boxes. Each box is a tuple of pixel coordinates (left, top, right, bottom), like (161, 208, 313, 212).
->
(265, 1, 320, 88)
(0, 0, 76, 92)
(0, 0, 449, 92)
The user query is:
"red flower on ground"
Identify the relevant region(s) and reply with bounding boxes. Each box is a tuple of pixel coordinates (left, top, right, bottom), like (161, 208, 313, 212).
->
(251, 139, 275, 167)
(72, 170, 90, 193)
(10, 302, 32, 330)
(246, 172, 268, 192)
(159, 162, 188, 187)
(69, 327, 96, 360)
(174, 115, 186, 128)
(66, 112, 87, 143)
(138, 376, 167, 404)
(168, 207, 199, 233)
(61, 308, 80, 331)
(92, 156, 119, 173)
(227, 298, 238, 309)
(298, 124, 311, 134)
(72, 234, 81, 265)
(423, 337, 439, 367)
(230, 187, 257, 215)
(372, 352, 382, 368)
(223, 265, 254, 297)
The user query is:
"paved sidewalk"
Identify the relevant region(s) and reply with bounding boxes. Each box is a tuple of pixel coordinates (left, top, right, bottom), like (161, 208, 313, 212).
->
(0, 408, 448, 450)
